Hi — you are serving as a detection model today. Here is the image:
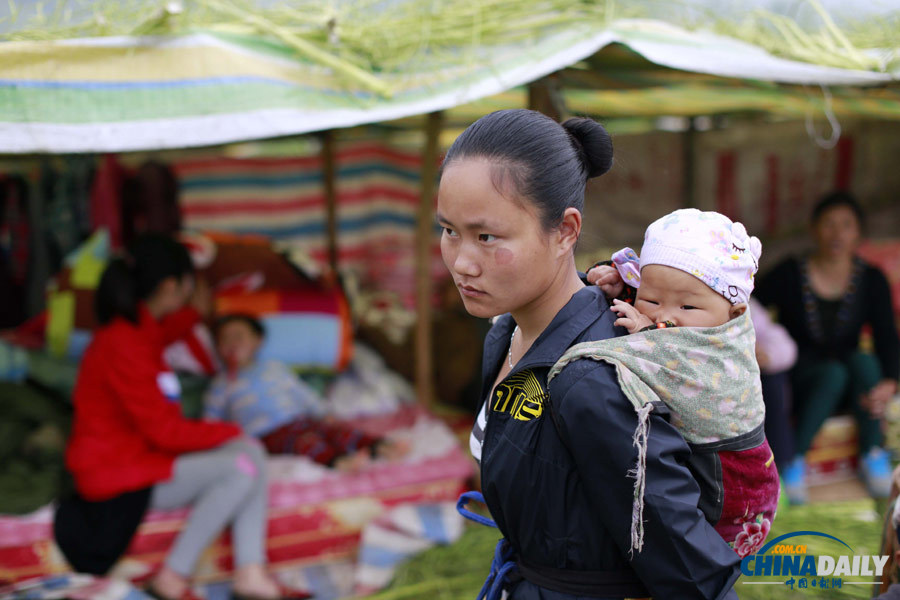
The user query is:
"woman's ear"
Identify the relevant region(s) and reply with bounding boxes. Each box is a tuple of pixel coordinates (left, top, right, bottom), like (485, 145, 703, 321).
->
(556, 207, 582, 257)
(730, 303, 748, 320)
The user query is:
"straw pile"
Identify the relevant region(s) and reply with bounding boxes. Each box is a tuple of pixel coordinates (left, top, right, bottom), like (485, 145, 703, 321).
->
(715, 1, 899, 73)
(3, 0, 897, 95)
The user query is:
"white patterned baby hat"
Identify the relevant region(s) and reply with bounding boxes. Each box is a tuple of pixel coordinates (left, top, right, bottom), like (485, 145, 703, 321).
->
(638, 208, 762, 305)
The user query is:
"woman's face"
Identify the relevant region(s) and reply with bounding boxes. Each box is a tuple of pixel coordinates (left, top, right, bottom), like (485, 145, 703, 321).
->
(437, 158, 567, 319)
(154, 274, 194, 317)
(812, 205, 861, 259)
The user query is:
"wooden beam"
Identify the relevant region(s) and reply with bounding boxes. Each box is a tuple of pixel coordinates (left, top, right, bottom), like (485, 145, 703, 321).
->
(527, 75, 566, 121)
(320, 130, 339, 276)
(415, 112, 444, 407)
(682, 117, 697, 208)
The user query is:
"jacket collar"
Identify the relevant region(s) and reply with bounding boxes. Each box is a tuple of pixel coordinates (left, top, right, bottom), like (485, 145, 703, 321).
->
(482, 285, 610, 395)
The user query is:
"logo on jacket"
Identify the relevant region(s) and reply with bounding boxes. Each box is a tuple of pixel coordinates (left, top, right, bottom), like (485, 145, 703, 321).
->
(156, 372, 182, 403)
(492, 370, 546, 421)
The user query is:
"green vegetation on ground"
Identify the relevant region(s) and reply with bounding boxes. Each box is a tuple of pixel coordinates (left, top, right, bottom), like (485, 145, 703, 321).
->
(367, 498, 889, 599)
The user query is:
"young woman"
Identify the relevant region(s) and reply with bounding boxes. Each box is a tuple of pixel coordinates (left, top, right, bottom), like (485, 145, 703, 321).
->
(57, 234, 305, 600)
(756, 192, 899, 503)
(439, 109, 740, 599)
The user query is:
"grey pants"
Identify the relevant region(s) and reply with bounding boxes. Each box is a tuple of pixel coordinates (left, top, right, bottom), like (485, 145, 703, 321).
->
(150, 438, 268, 576)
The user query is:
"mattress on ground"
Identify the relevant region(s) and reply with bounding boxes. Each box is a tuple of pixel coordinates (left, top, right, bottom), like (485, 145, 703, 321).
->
(0, 409, 473, 585)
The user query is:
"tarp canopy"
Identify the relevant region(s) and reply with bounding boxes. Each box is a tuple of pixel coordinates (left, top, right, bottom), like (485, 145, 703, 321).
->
(434, 43, 900, 137)
(1, 16, 898, 153)
(560, 42, 900, 121)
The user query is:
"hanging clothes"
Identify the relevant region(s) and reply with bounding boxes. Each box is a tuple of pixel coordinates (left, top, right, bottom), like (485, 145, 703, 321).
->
(90, 154, 126, 249)
(0, 175, 30, 328)
(39, 156, 94, 273)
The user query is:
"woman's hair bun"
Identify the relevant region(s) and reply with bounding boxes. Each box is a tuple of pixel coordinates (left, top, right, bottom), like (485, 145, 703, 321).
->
(562, 117, 613, 178)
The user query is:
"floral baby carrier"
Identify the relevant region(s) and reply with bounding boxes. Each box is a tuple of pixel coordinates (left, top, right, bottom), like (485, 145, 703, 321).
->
(548, 311, 779, 556)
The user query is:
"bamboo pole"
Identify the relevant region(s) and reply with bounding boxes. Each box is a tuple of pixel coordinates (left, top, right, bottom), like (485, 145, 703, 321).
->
(320, 130, 339, 276)
(682, 117, 696, 208)
(415, 112, 444, 407)
(528, 75, 566, 121)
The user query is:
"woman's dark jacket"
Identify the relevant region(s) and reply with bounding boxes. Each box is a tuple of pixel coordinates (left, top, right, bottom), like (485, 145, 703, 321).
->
(477, 286, 740, 599)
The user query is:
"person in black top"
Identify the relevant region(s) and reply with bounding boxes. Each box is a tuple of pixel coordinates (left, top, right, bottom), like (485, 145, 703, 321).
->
(439, 109, 740, 600)
(755, 191, 899, 502)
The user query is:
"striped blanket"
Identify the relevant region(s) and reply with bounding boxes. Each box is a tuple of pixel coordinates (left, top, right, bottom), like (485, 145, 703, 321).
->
(175, 141, 447, 308)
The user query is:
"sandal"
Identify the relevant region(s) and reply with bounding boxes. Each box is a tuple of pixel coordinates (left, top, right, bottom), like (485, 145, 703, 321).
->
(144, 584, 206, 600)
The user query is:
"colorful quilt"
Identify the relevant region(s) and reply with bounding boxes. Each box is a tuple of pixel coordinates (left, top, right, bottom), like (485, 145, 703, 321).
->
(0, 407, 473, 592)
(0, 574, 152, 600)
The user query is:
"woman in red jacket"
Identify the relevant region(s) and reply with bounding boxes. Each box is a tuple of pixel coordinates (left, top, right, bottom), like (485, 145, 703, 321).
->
(58, 234, 299, 600)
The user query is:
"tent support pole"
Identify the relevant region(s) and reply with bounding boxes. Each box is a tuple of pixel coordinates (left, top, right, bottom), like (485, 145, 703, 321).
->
(415, 112, 443, 407)
(528, 75, 565, 121)
(321, 130, 339, 276)
(682, 117, 697, 208)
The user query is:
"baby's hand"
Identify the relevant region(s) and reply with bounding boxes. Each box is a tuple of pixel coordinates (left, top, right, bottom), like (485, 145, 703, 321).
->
(611, 299, 653, 334)
(587, 264, 625, 299)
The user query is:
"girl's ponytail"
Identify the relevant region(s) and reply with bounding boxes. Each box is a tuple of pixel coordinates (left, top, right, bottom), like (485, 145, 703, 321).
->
(95, 257, 138, 324)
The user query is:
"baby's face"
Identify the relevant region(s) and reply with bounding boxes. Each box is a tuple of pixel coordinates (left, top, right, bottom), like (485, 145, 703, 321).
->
(635, 265, 735, 328)
(216, 321, 262, 371)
